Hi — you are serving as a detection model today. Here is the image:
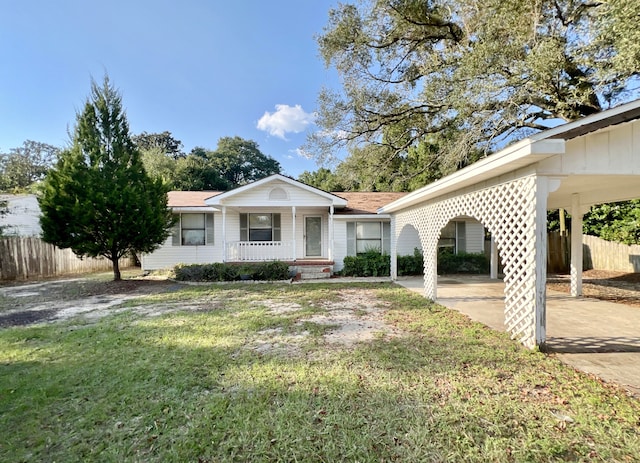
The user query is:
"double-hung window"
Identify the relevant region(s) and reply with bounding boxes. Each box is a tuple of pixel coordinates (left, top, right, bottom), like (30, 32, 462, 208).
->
(240, 213, 281, 241)
(346, 221, 391, 255)
(438, 221, 466, 253)
(172, 213, 214, 246)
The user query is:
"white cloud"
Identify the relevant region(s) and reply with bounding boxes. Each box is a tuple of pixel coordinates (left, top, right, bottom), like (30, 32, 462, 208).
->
(257, 104, 315, 140)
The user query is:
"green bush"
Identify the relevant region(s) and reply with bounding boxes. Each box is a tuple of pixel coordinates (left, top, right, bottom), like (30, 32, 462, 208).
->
(342, 250, 390, 277)
(173, 261, 290, 282)
(253, 261, 290, 281)
(397, 248, 424, 275)
(437, 249, 489, 274)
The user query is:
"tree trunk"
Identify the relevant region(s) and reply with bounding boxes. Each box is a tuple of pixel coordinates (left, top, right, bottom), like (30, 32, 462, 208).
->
(112, 257, 121, 281)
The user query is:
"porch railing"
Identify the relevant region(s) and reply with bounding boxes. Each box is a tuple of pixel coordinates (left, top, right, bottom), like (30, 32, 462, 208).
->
(226, 241, 294, 262)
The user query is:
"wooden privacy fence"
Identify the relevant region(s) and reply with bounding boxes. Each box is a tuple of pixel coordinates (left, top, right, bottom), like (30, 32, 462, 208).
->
(0, 236, 134, 281)
(582, 234, 640, 273)
(547, 232, 640, 273)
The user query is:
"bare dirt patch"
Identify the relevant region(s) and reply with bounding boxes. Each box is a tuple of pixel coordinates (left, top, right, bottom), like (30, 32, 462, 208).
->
(548, 269, 640, 308)
(0, 277, 178, 326)
(1, 277, 403, 354)
(309, 289, 399, 345)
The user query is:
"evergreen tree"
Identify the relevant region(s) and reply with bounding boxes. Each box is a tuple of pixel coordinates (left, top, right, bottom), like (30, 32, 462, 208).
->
(39, 77, 175, 281)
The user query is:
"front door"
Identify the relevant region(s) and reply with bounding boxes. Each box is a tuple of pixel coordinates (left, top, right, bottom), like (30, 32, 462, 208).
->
(305, 216, 322, 257)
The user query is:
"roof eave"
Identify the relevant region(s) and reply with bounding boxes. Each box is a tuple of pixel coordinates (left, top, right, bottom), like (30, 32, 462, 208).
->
(379, 138, 565, 213)
(205, 174, 348, 207)
(171, 206, 219, 212)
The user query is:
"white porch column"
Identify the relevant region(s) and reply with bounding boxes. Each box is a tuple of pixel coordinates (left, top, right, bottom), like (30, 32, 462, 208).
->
(390, 215, 397, 280)
(570, 193, 584, 297)
(535, 179, 548, 346)
(329, 205, 334, 261)
(425, 243, 438, 301)
(292, 206, 296, 261)
(222, 206, 227, 262)
(533, 176, 560, 347)
(490, 235, 498, 279)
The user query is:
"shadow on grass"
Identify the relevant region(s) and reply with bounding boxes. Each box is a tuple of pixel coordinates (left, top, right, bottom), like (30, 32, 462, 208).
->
(1, 284, 640, 462)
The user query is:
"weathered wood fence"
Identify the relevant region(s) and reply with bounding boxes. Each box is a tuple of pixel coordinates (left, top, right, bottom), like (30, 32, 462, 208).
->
(0, 236, 134, 281)
(582, 234, 640, 273)
(547, 231, 570, 273)
(547, 232, 640, 273)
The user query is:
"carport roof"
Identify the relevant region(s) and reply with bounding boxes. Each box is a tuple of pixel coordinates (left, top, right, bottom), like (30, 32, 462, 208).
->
(379, 98, 640, 214)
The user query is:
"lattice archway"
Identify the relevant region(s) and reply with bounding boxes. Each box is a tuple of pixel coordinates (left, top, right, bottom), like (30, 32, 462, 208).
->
(393, 174, 546, 348)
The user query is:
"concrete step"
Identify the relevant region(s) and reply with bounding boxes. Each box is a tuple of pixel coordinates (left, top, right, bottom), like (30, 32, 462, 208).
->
(300, 271, 331, 280)
(293, 263, 334, 280)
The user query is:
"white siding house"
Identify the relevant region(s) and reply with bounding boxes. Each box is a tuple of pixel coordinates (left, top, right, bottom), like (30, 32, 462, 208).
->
(141, 175, 486, 274)
(0, 194, 41, 236)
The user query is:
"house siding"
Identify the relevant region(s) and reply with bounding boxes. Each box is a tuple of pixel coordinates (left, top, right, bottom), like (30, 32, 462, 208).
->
(142, 212, 224, 270)
(464, 220, 485, 254)
(333, 221, 348, 271)
(396, 226, 422, 256)
(220, 180, 334, 207)
(142, 208, 333, 270)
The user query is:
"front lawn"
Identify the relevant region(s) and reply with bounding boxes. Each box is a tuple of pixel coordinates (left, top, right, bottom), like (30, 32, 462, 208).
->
(1, 282, 638, 462)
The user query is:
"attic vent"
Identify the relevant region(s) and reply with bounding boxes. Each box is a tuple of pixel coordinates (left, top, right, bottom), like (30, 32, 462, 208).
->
(269, 187, 288, 201)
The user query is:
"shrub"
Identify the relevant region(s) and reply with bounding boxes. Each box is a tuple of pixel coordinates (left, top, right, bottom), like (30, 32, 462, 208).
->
(437, 249, 489, 274)
(253, 261, 290, 281)
(174, 263, 207, 281)
(173, 261, 290, 282)
(397, 248, 423, 275)
(342, 250, 390, 277)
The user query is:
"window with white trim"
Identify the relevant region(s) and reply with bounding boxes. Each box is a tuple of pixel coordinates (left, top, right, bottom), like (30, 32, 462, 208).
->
(240, 213, 281, 241)
(438, 221, 466, 253)
(346, 221, 391, 255)
(172, 213, 214, 246)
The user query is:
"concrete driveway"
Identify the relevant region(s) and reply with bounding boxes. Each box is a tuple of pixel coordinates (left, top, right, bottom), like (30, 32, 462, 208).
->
(396, 275, 640, 396)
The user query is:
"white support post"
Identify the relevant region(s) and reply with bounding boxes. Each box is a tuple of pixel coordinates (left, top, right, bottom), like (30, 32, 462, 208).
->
(534, 177, 549, 347)
(427, 243, 438, 300)
(570, 193, 583, 297)
(292, 206, 296, 262)
(329, 205, 334, 261)
(390, 216, 397, 280)
(490, 235, 498, 279)
(222, 206, 227, 262)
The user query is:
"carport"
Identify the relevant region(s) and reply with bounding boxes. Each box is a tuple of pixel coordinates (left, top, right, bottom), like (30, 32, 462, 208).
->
(381, 100, 640, 348)
(397, 274, 640, 394)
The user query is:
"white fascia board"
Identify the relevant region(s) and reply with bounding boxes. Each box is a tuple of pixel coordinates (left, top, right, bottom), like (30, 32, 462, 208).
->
(379, 138, 565, 213)
(529, 98, 640, 141)
(205, 174, 348, 207)
(333, 214, 391, 220)
(171, 207, 219, 213)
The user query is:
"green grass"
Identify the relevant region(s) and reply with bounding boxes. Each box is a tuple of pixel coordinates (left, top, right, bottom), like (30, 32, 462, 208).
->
(1, 282, 639, 462)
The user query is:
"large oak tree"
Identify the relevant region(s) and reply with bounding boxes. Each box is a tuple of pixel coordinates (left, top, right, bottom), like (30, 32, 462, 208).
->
(39, 77, 175, 280)
(308, 0, 640, 177)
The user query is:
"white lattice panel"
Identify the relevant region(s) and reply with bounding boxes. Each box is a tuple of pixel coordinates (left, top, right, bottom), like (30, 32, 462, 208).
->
(394, 175, 542, 348)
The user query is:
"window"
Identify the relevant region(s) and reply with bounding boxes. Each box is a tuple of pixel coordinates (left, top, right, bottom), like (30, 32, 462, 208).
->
(240, 213, 281, 241)
(181, 213, 205, 245)
(439, 221, 466, 253)
(172, 213, 214, 246)
(346, 221, 391, 255)
(356, 222, 382, 253)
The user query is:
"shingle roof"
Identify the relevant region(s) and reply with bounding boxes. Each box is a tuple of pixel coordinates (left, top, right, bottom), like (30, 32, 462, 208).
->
(166, 190, 407, 213)
(167, 191, 221, 207)
(333, 192, 408, 215)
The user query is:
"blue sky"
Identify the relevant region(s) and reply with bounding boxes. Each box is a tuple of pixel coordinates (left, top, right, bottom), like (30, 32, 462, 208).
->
(0, 0, 342, 177)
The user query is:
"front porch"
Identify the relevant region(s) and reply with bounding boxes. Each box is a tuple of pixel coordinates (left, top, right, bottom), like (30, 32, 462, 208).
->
(225, 240, 295, 262)
(224, 253, 335, 280)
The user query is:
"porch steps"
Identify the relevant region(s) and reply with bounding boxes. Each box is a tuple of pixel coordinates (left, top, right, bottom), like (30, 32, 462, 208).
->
(293, 263, 333, 280)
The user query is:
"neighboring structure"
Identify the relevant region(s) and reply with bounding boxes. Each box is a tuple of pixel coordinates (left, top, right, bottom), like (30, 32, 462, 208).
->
(380, 99, 640, 349)
(141, 175, 486, 276)
(0, 194, 41, 236)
